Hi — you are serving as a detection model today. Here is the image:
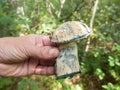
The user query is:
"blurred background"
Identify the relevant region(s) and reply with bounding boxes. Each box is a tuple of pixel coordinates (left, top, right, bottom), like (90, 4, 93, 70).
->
(0, 0, 120, 90)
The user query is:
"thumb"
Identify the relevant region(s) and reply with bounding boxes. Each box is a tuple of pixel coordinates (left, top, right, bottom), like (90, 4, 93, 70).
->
(28, 46, 59, 60)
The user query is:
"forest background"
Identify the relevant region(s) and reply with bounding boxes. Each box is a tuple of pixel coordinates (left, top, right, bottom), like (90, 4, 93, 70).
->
(0, 0, 120, 90)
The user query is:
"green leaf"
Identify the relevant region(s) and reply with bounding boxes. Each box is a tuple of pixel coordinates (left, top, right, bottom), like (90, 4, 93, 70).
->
(95, 68, 105, 80)
(108, 56, 115, 67)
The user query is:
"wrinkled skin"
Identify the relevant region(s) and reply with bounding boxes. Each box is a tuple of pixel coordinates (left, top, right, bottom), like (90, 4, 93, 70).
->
(0, 35, 59, 77)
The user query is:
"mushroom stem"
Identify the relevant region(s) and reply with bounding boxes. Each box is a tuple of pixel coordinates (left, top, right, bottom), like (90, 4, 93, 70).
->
(55, 42, 81, 79)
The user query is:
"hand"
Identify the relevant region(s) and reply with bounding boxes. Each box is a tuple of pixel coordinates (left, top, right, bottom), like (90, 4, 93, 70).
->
(0, 34, 59, 77)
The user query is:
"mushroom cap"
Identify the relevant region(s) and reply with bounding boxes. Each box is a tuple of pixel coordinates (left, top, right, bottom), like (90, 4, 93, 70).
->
(51, 21, 92, 43)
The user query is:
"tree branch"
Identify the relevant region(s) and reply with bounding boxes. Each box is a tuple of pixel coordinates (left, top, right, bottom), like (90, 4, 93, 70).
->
(82, 0, 99, 60)
(59, 0, 85, 21)
(58, 0, 66, 18)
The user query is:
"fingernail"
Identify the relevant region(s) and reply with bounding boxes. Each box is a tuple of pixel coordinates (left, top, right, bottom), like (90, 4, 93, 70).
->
(49, 48, 57, 55)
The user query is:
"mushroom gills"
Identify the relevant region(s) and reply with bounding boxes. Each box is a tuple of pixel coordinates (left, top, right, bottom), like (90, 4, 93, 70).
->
(55, 42, 81, 79)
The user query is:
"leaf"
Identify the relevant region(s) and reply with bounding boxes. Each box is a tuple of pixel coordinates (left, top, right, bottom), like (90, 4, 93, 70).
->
(108, 56, 115, 67)
(95, 68, 105, 80)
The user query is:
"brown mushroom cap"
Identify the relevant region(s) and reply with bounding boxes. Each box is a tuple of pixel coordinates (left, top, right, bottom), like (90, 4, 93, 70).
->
(51, 21, 92, 43)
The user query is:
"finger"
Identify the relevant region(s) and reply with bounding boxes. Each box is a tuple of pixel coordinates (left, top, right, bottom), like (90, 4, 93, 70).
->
(35, 35, 52, 46)
(51, 43, 60, 47)
(29, 46, 59, 60)
(0, 62, 30, 77)
(0, 58, 38, 77)
(34, 66, 54, 75)
(39, 59, 55, 66)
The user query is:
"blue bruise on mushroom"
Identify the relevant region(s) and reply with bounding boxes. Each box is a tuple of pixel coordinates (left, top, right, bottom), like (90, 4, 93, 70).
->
(55, 43, 81, 79)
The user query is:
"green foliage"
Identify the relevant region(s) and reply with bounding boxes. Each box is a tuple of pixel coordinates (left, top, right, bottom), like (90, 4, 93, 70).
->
(0, 0, 120, 90)
(0, 0, 20, 37)
(18, 77, 40, 90)
(0, 77, 15, 90)
(102, 83, 120, 90)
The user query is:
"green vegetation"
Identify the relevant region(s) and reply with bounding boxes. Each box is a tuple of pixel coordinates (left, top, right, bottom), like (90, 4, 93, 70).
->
(0, 0, 120, 90)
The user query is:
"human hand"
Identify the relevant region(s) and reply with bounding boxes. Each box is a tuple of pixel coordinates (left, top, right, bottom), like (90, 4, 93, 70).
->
(0, 35, 59, 77)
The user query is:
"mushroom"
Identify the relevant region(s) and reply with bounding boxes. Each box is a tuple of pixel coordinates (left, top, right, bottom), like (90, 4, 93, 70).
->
(51, 21, 92, 79)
